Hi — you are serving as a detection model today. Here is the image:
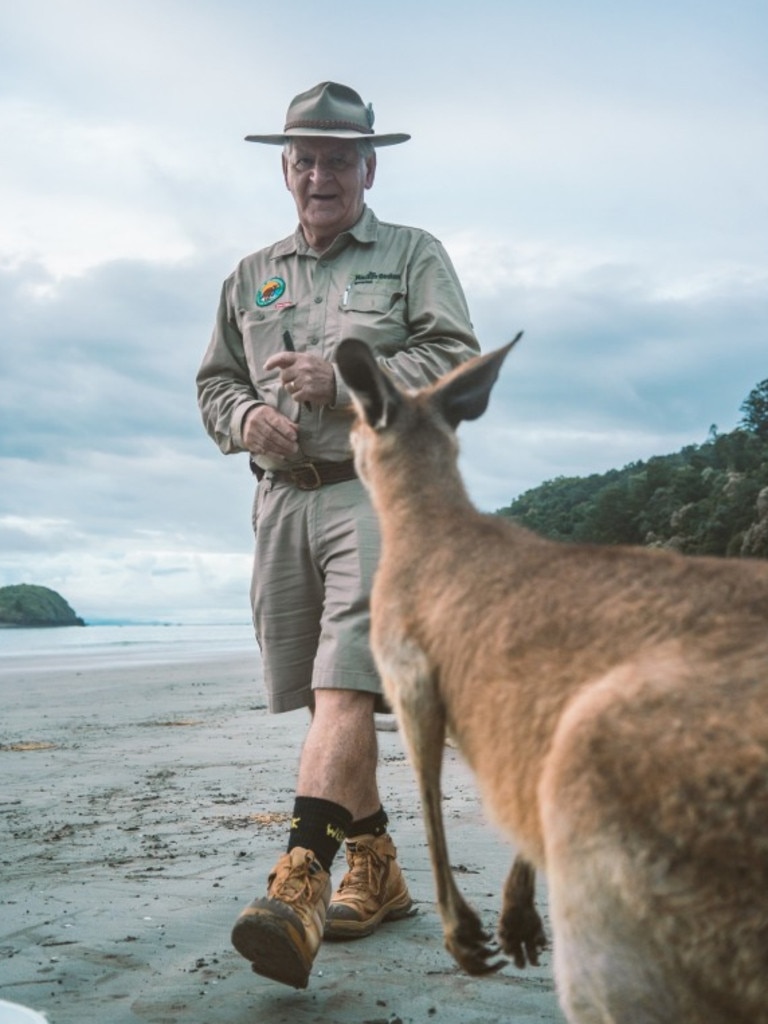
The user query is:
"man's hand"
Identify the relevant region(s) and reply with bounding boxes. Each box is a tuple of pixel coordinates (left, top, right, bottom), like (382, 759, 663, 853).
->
(265, 351, 336, 407)
(242, 405, 299, 460)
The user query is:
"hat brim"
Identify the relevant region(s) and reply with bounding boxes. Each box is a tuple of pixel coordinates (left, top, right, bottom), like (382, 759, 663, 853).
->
(245, 129, 410, 147)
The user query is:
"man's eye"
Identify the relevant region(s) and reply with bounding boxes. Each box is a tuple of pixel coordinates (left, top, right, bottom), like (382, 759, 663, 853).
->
(295, 158, 313, 170)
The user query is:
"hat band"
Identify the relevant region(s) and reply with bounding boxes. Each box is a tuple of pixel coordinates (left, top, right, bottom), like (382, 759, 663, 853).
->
(284, 117, 373, 135)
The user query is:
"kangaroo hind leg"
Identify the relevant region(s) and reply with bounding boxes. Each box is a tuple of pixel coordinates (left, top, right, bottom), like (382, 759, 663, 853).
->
(381, 637, 503, 975)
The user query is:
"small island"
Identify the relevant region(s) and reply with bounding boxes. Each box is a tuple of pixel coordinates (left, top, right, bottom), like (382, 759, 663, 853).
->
(0, 584, 85, 628)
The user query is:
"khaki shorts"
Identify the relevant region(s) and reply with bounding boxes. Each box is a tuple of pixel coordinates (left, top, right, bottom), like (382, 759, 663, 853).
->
(250, 476, 387, 714)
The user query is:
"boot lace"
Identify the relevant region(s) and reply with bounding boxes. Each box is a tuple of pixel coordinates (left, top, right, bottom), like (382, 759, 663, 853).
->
(339, 840, 385, 898)
(270, 854, 322, 905)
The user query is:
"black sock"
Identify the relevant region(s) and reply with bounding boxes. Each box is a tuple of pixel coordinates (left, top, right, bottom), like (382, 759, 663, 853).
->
(287, 796, 353, 872)
(347, 805, 389, 839)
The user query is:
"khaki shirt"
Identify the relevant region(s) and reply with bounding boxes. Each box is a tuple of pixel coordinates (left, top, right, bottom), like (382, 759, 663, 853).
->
(196, 206, 480, 469)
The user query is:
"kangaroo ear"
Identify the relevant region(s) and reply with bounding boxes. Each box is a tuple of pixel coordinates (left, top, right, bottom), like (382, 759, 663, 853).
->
(336, 338, 402, 429)
(434, 333, 522, 430)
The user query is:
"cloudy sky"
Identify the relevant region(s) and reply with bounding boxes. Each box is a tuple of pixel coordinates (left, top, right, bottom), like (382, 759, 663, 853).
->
(1, 0, 766, 623)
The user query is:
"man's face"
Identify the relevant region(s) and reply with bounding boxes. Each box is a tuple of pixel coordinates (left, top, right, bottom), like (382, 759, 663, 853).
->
(282, 137, 376, 249)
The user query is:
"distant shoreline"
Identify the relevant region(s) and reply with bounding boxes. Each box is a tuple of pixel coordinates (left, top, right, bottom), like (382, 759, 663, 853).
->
(0, 622, 85, 629)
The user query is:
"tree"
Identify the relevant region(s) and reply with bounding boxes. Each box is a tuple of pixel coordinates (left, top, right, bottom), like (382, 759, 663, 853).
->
(740, 379, 768, 439)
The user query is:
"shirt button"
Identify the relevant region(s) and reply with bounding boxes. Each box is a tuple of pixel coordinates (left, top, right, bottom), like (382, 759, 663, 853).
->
(314, 296, 322, 304)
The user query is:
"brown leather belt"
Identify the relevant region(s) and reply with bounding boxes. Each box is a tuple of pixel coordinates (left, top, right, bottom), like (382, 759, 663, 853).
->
(250, 458, 357, 491)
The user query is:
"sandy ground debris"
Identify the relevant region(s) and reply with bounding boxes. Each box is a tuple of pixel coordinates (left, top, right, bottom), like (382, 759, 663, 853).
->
(0, 652, 564, 1023)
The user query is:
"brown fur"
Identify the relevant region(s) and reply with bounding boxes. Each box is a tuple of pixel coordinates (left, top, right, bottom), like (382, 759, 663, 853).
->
(337, 336, 768, 1024)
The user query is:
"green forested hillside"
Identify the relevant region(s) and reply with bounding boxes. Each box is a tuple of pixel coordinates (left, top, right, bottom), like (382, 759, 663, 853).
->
(0, 584, 85, 627)
(497, 378, 768, 559)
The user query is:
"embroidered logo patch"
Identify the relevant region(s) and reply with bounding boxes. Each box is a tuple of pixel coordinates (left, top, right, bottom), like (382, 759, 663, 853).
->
(256, 277, 286, 307)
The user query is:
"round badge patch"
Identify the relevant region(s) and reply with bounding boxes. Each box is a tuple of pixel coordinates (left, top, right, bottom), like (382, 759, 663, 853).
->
(256, 276, 286, 307)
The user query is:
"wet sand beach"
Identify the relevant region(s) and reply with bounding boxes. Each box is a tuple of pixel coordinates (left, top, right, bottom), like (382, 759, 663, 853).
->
(1, 650, 564, 1023)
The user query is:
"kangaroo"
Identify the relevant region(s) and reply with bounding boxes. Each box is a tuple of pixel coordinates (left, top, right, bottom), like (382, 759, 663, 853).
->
(336, 334, 768, 1024)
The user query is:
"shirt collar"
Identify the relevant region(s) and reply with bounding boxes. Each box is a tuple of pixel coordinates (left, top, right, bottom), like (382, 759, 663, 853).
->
(271, 206, 379, 261)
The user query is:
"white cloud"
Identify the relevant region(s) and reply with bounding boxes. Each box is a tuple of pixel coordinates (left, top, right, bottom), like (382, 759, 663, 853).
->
(0, 99, 199, 276)
(0, 545, 253, 623)
(0, 0, 766, 619)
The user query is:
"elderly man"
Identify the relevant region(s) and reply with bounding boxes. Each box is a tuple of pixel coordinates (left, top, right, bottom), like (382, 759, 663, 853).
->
(196, 82, 479, 989)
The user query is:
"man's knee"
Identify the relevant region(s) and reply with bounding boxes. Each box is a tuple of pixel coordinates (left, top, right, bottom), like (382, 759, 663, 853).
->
(313, 688, 375, 723)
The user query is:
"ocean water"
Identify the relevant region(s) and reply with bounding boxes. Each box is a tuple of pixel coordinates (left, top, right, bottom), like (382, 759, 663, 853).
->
(0, 622, 256, 668)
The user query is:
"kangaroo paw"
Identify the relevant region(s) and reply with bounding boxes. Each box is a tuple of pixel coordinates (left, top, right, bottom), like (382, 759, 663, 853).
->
(498, 902, 547, 968)
(445, 901, 507, 976)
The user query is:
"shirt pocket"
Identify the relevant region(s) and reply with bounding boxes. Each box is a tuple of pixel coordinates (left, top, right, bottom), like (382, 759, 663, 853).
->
(240, 304, 297, 388)
(338, 282, 408, 353)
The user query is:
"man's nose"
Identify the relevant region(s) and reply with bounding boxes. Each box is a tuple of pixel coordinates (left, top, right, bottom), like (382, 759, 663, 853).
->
(309, 161, 334, 184)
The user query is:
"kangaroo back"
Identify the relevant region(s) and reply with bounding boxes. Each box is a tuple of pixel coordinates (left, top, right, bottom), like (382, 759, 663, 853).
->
(336, 335, 768, 1024)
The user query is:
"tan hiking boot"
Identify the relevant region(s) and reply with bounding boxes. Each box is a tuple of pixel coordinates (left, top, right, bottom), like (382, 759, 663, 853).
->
(324, 833, 413, 939)
(231, 847, 331, 988)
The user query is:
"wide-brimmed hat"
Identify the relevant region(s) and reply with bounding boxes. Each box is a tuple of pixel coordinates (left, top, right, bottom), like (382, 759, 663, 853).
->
(245, 81, 410, 147)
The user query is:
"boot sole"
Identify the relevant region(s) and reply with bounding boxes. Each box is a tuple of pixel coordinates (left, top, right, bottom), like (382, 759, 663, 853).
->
(324, 892, 414, 939)
(231, 910, 314, 988)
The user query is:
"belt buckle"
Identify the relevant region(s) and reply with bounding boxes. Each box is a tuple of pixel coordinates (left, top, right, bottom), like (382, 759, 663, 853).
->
(289, 462, 323, 490)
